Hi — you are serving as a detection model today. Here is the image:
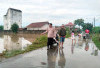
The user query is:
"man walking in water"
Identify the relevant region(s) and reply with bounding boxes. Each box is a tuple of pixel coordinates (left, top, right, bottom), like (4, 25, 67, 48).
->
(41, 23, 55, 50)
(58, 24, 66, 48)
(85, 29, 90, 39)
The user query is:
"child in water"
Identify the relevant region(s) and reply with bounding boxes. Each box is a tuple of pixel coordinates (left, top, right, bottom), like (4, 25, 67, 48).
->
(71, 31, 76, 45)
(78, 32, 82, 40)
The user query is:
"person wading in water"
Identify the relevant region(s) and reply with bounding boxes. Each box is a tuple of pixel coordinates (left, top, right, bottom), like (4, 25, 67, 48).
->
(58, 24, 66, 49)
(41, 23, 55, 50)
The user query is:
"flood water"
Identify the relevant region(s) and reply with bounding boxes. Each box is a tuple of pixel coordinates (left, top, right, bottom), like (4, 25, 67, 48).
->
(0, 36, 100, 68)
(0, 34, 40, 53)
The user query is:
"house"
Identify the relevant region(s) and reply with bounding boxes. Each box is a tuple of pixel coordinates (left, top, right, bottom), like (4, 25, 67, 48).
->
(65, 22, 74, 30)
(18, 28, 23, 30)
(26, 21, 49, 30)
(4, 8, 22, 30)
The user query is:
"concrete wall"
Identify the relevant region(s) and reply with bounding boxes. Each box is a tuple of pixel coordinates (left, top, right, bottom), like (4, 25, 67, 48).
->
(4, 15, 7, 30)
(10, 9, 22, 28)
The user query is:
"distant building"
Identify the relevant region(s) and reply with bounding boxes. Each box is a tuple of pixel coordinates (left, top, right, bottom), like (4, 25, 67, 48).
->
(65, 22, 74, 30)
(4, 8, 22, 30)
(26, 21, 49, 30)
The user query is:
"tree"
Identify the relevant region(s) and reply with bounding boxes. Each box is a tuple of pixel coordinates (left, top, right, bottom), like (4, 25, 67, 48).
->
(82, 23, 93, 33)
(74, 19, 84, 29)
(0, 25, 4, 30)
(11, 23, 19, 33)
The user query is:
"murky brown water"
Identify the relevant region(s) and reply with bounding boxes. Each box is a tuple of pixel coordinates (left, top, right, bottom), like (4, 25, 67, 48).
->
(0, 34, 40, 53)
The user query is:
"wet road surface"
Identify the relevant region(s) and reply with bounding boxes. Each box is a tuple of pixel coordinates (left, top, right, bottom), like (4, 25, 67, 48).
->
(0, 38, 100, 68)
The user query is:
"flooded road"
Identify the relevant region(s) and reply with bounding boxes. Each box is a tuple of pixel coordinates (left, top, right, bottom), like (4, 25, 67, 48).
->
(0, 37, 100, 68)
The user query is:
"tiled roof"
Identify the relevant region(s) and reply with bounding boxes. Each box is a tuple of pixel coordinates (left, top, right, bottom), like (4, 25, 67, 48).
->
(9, 8, 22, 12)
(4, 8, 22, 16)
(26, 21, 49, 28)
(65, 22, 74, 26)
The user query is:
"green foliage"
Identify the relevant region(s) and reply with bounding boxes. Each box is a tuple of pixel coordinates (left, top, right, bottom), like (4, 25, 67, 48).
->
(11, 23, 19, 33)
(3, 35, 47, 58)
(74, 19, 84, 28)
(25, 35, 47, 52)
(3, 50, 23, 58)
(65, 27, 71, 38)
(77, 28, 82, 33)
(92, 34, 100, 50)
(66, 27, 70, 33)
(82, 23, 93, 33)
(33, 35, 47, 45)
(0, 25, 4, 30)
(92, 27, 100, 34)
(66, 33, 71, 38)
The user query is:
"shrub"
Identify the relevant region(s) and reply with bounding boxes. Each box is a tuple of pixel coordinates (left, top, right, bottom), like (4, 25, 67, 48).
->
(11, 23, 19, 33)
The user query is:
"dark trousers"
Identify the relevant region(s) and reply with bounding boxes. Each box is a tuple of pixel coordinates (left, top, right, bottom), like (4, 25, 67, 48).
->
(47, 38, 53, 49)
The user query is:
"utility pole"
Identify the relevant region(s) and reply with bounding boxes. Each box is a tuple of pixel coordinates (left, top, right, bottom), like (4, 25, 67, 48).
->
(92, 22, 94, 27)
(94, 17, 95, 27)
(93, 17, 95, 34)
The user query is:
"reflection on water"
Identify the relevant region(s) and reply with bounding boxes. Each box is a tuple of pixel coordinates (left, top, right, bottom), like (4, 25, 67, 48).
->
(76, 37, 99, 56)
(69, 36, 99, 57)
(0, 34, 34, 53)
(47, 47, 66, 68)
(4, 35, 22, 51)
(85, 40, 89, 51)
(0, 36, 100, 68)
(71, 44, 75, 54)
(47, 47, 58, 68)
(58, 49, 66, 68)
(84, 39, 98, 56)
(46, 37, 99, 68)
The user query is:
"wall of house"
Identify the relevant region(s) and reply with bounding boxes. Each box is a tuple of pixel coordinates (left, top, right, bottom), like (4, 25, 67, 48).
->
(4, 15, 7, 30)
(27, 24, 48, 30)
(41, 24, 48, 30)
(10, 10, 22, 28)
(27, 28, 40, 30)
(4, 9, 11, 30)
(4, 8, 22, 30)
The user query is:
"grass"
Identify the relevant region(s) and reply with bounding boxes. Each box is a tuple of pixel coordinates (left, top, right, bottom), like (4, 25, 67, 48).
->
(66, 33, 71, 38)
(2, 35, 47, 58)
(92, 34, 100, 50)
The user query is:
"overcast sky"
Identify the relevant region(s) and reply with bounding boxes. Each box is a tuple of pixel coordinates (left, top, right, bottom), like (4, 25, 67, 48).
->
(0, 0, 100, 27)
